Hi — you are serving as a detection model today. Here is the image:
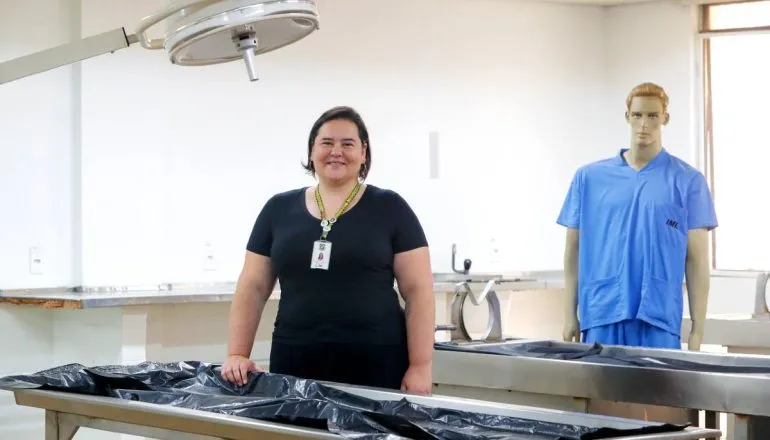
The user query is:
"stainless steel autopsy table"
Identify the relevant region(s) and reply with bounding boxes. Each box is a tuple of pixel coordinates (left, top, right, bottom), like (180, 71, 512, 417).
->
(432, 339, 770, 440)
(4, 385, 721, 440)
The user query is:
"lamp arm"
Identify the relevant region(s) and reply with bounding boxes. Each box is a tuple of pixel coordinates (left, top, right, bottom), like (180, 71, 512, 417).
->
(0, 1, 321, 85)
(0, 28, 136, 85)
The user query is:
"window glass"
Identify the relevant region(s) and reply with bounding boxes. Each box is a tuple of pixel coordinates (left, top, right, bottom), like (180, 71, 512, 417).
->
(704, 1, 770, 31)
(708, 33, 770, 270)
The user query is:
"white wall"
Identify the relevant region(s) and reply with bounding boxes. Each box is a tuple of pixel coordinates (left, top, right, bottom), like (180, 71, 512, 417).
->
(2, 0, 609, 288)
(0, 0, 759, 311)
(0, 0, 79, 289)
(605, 1, 699, 164)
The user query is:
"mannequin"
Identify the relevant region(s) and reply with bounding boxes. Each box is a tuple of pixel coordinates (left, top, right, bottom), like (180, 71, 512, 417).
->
(557, 82, 717, 351)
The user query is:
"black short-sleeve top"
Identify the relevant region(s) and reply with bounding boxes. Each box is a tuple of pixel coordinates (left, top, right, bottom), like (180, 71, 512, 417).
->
(246, 185, 429, 345)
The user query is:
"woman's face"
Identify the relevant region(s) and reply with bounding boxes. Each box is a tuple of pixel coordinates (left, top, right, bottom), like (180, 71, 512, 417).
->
(311, 119, 366, 184)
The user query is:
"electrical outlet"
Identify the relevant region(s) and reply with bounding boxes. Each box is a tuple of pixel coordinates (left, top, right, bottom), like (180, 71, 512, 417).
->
(202, 242, 217, 271)
(29, 246, 44, 275)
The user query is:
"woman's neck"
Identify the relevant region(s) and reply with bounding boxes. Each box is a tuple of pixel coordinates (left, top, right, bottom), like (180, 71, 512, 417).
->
(317, 178, 360, 198)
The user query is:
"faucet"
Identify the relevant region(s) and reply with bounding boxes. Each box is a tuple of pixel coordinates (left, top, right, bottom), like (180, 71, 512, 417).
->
(451, 243, 472, 275)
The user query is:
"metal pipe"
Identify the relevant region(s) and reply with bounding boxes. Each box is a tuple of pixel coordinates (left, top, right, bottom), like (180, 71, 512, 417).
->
(753, 272, 769, 317)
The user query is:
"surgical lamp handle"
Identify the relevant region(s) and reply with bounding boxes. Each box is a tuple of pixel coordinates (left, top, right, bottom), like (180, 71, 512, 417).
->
(134, 0, 225, 50)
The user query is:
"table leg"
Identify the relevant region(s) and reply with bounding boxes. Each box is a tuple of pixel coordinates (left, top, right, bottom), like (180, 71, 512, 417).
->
(705, 411, 720, 430)
(44, 410, 79, 440)
(733, 414, 770, 440)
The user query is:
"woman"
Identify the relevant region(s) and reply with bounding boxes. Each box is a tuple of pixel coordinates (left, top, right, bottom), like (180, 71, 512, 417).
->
(221, 106, 435, 394)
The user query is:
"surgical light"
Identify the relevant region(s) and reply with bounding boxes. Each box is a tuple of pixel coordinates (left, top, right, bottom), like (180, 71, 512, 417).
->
(0, 0, 320, 85)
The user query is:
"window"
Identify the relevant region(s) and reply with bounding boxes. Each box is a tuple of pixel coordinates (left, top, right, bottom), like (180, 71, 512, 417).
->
(702, 0, 770, 31)
(701, 1, 770, 271)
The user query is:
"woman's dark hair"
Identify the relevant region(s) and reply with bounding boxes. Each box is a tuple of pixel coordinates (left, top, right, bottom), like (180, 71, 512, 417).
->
(302, 106, 371, 180)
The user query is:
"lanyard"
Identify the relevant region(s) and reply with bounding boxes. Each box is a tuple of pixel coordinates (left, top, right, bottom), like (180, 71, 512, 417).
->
(314, 182, 362, 240)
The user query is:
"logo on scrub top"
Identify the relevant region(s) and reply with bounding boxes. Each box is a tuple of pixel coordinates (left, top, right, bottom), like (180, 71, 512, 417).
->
(666, 219, 680, 229)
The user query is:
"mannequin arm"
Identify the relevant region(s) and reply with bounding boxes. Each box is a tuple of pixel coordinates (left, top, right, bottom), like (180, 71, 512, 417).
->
(563, 228, 580, 340)
(685, 228, 710, 351)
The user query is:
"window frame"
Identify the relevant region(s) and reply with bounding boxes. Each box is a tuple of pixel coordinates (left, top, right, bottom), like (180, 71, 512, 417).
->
(698, 0, 770, 274)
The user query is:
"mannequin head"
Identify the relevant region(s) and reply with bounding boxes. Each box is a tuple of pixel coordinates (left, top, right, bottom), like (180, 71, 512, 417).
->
(303, 106, 370, 187)
(624, 82, 670, 150)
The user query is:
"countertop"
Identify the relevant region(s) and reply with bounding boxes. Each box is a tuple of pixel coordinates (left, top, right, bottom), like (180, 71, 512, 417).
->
(0, 273, 566, 309)
(0, 285, 240, 309)
(681, 314, 770, 349)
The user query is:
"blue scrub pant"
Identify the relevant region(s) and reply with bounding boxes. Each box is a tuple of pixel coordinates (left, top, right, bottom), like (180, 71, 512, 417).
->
(582, 319, 682, 349)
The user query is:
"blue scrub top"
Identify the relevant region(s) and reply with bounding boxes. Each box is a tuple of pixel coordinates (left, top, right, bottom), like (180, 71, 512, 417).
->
(557, 148, 718, 337)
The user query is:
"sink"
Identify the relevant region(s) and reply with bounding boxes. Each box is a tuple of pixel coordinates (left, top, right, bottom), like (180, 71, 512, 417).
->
(433, 272, 504, 283)
(432, 273, 538, 284)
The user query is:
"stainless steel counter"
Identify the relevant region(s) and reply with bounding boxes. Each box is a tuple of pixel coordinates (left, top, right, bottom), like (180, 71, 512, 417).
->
(0, 283, 241, 308)
(682, 314, 770, 350)
(0, 274, 564, 309)
(433, 339, 770, 440)
(5, 383, 720, 440)
(679, 271, 770, 350)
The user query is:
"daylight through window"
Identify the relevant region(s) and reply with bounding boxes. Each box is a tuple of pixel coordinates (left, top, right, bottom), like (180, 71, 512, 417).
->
(701, 1, 770, 270)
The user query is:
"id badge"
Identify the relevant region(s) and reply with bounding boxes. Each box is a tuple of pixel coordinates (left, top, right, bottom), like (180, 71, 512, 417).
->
(310, 240, 332, 270)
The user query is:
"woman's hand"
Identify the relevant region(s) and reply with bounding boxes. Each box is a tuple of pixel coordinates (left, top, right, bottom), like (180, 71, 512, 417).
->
(221, 355, 264, 385)
(400, 363, 432, 395)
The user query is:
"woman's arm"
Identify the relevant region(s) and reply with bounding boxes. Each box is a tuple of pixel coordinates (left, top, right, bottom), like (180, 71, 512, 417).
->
(227, 251, 277, 358)
(223, 195, 278, 385)
(388, 190, 434, 394)
(222, 251, 277, 385)
(394, 246, 435, 393)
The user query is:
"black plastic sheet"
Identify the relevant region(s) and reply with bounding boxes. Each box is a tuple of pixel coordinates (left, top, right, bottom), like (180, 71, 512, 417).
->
(435, 340, 770, 374)
(0, 361, 686, 440)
